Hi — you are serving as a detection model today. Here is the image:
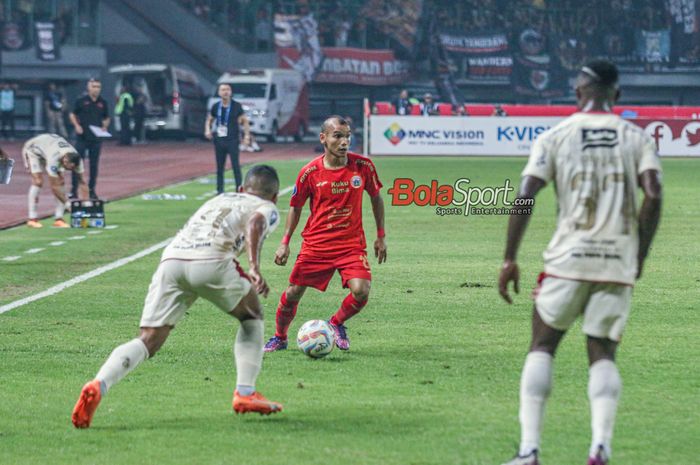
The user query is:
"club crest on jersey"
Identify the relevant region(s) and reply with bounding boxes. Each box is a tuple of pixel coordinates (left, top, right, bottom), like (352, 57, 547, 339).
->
(269, 210, 279, 226)
(351, 175, 362, 188)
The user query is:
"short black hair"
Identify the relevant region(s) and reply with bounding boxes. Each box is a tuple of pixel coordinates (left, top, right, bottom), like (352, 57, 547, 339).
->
(580, 59, 619, 88)
(87, 77, 101, 84)
(66, 152, 81, 166)
(244, 164, 279, 196)
(218, 82, 233, 91)
(321, 115, 349, 134)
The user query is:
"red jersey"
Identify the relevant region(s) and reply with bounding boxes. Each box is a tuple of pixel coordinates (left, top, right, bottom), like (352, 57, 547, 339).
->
(290, 152, 383, 256)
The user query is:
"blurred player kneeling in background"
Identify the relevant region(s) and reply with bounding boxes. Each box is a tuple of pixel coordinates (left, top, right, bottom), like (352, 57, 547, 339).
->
(72, 165, 283, 428)
(22, 133, 88, 228)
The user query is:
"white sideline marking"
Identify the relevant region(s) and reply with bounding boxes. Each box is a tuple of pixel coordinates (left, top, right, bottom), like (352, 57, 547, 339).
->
(87, 230, 103, 235)
(0, 185, 294, 315)
(105, 225, 119, 230)
(68, 235, 86, 240)
(24, 248, 45, 254)
(2, 256, 21, 262)
(0, 238, 172, 315)
(49, 241, 65, 246)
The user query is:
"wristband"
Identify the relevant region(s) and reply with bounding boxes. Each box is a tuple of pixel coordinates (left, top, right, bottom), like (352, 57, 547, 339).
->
(281, 234, 291, 245)
(377, 228, 385, 238)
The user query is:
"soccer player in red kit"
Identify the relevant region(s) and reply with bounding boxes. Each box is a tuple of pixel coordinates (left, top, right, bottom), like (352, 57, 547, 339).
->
(264, 115, 387, 352)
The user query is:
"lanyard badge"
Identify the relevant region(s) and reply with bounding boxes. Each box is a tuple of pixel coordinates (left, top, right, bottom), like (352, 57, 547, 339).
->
(216, 102, 232, 137)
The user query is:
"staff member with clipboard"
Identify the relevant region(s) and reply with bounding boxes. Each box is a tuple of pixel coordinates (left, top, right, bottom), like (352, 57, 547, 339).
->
(69, 78, 110, 200)
(205, 83, 251, 194)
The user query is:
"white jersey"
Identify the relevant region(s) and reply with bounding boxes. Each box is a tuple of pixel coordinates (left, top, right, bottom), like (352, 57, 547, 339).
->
(522, 112, 662, 285)
(22, 134, 83, 177)
(162, 192, 280, 261)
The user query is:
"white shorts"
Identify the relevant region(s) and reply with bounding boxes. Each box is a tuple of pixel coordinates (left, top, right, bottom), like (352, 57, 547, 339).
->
(140, 258, 252, 327)
(534, 274, 633, 341)
(26, 153, 46, 175)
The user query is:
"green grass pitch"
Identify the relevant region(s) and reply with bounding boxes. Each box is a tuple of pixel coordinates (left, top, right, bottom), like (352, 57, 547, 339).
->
(0, 157, 698, 465)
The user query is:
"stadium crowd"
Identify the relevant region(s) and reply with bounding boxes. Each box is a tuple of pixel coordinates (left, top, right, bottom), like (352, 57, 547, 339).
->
(176, 0, 696, 68)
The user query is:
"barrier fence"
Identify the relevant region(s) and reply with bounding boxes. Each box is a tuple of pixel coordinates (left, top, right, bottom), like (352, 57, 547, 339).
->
(364, 100, 700, 157)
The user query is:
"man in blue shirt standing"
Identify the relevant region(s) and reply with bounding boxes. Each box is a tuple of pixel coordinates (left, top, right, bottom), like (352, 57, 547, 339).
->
(204, 83, 251, 194)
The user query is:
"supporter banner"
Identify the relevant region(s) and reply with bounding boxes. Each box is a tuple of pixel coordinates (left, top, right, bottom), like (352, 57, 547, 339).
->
(467, 56, 513, 79)
(667, 0, 699, 64)
(512, 29, 566, 97)
(439, 30, 512, 80)
(1, 21, 29, 51)
(636, 30, 671, 63)
(278, 47, 409, 86)
(369, 115, 700, 156)
(35, 22, 60, 61)
(361, 0, 423, 52)
(274, 13, 322, 82)
(439, 31, 509, 54)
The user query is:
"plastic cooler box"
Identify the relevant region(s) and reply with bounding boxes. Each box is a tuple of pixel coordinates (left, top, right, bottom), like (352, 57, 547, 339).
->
(70, 199, 106, 228)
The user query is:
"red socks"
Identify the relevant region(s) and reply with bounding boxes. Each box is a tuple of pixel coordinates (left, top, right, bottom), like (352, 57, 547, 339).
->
(330, 293, 367, 326)
(275, 292, 299, 339)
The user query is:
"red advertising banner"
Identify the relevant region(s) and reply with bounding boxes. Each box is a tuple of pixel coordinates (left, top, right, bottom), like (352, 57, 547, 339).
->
(278, 47, 410, 86)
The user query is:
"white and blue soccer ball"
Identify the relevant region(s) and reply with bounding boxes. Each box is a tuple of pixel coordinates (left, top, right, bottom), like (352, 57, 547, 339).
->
(296, 320, 335, 359)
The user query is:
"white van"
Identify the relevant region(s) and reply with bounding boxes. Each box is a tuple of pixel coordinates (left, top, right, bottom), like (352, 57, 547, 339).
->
(209, 69, 309, 142)
(109, 64, 207, 139)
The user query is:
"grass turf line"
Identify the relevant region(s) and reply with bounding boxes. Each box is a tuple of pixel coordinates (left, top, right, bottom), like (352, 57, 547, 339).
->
(0, 157, 698, 465)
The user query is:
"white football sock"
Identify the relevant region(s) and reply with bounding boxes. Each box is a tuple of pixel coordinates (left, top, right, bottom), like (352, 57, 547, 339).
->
(519, 351, 553, 456)
(234, 319, 264, 390)
(54, 195, 65, 219)
(28, 185, 40, 219)
(95, 338, 149, 394)
(588, 359, 621, 458)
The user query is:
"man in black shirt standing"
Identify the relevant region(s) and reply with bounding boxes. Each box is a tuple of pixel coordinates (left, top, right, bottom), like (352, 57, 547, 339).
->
(205, 83, 251, 194)
(69, 78, 110, 199)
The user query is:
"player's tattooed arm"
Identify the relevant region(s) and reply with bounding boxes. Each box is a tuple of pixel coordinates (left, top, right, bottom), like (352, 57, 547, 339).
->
(370, 193, 387, 264)
(246, 212, 270, 297)
(274, 206, 303, 266)
(499, 175, 545, 304)
(637, 169, 662, 279)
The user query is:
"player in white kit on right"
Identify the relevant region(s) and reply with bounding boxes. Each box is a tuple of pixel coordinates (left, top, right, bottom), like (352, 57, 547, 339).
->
(498, 60, 663, 465)
(72, 165, 284, 429)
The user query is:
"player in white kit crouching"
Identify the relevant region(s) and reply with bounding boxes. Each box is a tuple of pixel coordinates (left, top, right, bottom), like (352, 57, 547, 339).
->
(72, 165, 283, 428)
(498, 60, 663, 465)
(22, 133, 88, 228)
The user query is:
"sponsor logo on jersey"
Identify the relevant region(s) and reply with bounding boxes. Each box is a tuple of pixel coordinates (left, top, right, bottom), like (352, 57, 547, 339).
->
(581, 128, 618, 150)
(316, 181, 328, 187)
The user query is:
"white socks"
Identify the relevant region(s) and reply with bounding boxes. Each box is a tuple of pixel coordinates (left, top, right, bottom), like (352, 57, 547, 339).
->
(95, 338, 150, 395)
(519, 351, 553, 456)
(28, 185, 40, 219)
(54, 195, 65, 219)
(588, 359, 621, 458)
(234, 319, 264, 392)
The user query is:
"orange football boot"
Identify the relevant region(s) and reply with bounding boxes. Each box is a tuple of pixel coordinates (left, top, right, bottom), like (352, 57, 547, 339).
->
(232, 390, 282, 415)
(27, 219, 43, 228)
(52, 218, 70, 228)
(72, 380, 102, 428)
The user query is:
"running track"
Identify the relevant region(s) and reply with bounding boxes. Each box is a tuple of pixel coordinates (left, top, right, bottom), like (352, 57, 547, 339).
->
(0, 140, 316, 230)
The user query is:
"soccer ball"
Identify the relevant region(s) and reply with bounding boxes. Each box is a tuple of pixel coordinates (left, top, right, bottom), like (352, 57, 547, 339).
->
(296, 320, 335, 359)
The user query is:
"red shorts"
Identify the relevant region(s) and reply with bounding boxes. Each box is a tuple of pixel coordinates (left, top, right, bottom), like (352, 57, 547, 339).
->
(289, 249, 372, 291)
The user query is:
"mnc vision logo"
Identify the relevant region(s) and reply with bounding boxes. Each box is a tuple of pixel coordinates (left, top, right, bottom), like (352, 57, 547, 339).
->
(384, 123, 406, 145)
